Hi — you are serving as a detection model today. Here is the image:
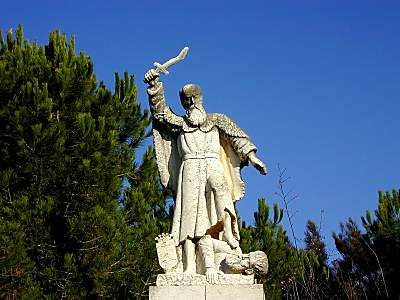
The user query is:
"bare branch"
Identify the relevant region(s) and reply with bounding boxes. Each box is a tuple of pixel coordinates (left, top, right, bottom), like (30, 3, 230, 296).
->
(77, 246, 99, 251)
(360, 236, 389, 298)
(109, 256, 126, 268)
(80, 236, 101, 244)
(277, 164, 299, 252)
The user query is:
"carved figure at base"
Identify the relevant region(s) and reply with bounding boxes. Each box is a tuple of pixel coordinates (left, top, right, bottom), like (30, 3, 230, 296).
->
(156, 233, 268, 285)
(197, 235, 268, 284)
(145, 48, 268, 283)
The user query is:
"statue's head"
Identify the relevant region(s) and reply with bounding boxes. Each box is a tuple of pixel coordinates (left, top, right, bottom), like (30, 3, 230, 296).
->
(179, 84, 203, 111)
(248, 251, 268, 274)
(180, 83, 206, 126)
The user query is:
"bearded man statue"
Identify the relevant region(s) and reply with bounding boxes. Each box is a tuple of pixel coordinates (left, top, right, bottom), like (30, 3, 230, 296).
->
(144, 69, 267, 275)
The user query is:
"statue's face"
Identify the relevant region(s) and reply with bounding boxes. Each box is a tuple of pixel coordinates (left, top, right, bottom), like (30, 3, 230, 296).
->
(179, 84, 202, 111)
(181, 95, 195, 110)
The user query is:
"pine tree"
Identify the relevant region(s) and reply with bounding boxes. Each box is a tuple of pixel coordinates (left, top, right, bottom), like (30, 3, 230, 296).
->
(0, 25, 169, 299)
(301, 220, 333, 299)
(240, 198, 301, 299)
(102, 147, 172, 299)
(304, 220, 328, 265)
(333, 190, 400, 299)
(241, 200, 337, 299)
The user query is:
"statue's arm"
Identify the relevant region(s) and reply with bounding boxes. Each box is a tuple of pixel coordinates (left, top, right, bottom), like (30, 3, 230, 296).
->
(229, 136, 257, 160)
(215, 113, 268, 176)
(145, 69, 183, 129)
(229, 135, 267, 175)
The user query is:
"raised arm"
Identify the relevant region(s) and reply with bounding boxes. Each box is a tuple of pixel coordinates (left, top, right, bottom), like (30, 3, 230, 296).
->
(144, 69, 183, 130)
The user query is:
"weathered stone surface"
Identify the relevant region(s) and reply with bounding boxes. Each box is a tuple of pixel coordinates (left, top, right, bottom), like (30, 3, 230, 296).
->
(206, 284, 265, 300)
(156, 273, 254, 286)
(149, 284, 265, 300)
(155, 233, 179, 273)
(145, 49, 268, 287)
(149, 285, 204, 300)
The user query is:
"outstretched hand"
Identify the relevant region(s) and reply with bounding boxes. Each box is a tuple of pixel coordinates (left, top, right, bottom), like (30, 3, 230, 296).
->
(248, 151, 267, 175)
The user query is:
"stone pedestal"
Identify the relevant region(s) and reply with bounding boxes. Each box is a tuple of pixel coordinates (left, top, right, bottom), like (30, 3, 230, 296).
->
(149, 274, 265, 300)
(149, 284, 265, 300)
(156, 273, 255, 286)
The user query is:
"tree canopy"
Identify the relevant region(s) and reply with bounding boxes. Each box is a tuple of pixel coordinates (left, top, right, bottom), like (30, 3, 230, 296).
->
(0, 25, 399, 300)
(0, 25, 170, 299)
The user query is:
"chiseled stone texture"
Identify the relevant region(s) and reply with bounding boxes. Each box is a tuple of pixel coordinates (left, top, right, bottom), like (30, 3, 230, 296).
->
(149, 284, 265, 300)
(149, 285, 204, 300)
(206, 284, 265, 300)
(156, 273, 254, 286)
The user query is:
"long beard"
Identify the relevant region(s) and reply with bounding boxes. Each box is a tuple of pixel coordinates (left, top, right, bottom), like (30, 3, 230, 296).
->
(186, 106, 207, 126)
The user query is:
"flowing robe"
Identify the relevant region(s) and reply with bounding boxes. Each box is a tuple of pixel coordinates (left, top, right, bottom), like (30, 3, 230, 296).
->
(148, 81, 257, 246)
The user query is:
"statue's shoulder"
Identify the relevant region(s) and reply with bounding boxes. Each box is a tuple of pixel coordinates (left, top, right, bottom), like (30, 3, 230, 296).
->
(208, 113, 248, 138)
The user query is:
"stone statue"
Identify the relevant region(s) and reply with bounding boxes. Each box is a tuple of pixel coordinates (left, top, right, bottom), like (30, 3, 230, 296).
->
(144, 47, 267, 285)
(196, 234, 268, 284)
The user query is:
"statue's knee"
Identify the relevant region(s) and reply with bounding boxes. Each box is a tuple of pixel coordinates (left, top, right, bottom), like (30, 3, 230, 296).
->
(209, 175, 228, 195)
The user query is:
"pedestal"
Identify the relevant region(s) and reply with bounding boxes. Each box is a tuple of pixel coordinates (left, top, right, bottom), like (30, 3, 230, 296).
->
(149, 284, 265, 300)
(149, 274, 265, 300)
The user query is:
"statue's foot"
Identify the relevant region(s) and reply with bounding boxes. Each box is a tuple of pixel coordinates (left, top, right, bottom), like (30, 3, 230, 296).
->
(183, 265, 196, 274)
(223, 230, 240, 250)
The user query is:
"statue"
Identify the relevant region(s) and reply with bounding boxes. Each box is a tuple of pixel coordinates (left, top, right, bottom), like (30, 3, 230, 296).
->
(196, 234, 268, 284)
(144, 47, 268, 284)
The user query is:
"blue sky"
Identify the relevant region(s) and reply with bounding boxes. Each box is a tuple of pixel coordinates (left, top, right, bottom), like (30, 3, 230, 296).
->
(2, 1, 399, 259)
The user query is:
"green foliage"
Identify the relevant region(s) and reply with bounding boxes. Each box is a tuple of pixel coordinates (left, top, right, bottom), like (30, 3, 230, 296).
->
(240, 198, 299, 299)
(103, 147, 172, 298)
(241, 200, 334, 299)
(0, 25, 169, 299)
(300, 220, 333, 299)
(2, 25, 399, 300)
(304, 220, 328, 269)
(333, 190, 400, 299)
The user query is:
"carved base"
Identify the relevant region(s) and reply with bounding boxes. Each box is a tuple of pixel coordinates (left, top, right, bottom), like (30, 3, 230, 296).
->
(156, 273, 254, 286)
(149, 284, 265, 300)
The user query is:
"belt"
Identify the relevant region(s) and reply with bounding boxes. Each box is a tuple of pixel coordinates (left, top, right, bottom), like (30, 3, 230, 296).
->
(182, 152, 219, 161)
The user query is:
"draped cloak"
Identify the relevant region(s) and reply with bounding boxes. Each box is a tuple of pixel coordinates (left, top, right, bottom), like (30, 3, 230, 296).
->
(153, 114, 257, 246)
(148, 81, 257, 246)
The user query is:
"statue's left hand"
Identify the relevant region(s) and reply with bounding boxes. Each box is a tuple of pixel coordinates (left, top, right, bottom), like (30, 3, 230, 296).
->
(248, 152, 267, 175)
(205, 268, 218, 284)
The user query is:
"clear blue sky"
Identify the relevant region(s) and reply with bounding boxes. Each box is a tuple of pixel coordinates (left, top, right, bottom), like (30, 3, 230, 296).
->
(2, 1, 399, 259)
